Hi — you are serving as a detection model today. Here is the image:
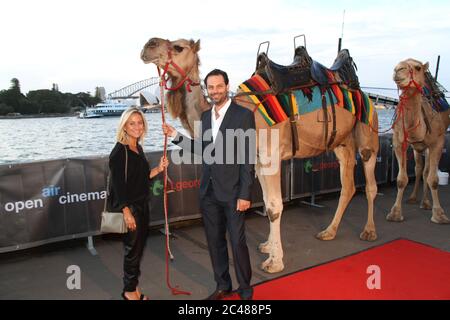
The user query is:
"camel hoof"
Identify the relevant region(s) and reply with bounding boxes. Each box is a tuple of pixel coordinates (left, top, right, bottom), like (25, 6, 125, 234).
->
(431, 208, 450, 224)
(316, 230, 336, 241)
(260, 259, 284, 273)
(360, 230, 377, 241)
(258, 242, 271, 254)
(420, 200, 432, 210)
(407, 197, 418, 204)
(386, 209, 404, 222)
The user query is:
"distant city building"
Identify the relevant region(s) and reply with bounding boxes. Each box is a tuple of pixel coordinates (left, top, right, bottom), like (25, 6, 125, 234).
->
(52, 83, 59, 91)
(95, 87, 106, 101)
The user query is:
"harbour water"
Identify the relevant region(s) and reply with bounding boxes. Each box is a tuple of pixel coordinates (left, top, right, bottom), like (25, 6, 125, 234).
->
(0, 109, 395, 165)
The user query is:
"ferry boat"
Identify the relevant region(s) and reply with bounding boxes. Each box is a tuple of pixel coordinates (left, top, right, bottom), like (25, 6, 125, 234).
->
(86, 100, 129, 117)
(79, 100, 144, 118)
(78, 109, 103, 118)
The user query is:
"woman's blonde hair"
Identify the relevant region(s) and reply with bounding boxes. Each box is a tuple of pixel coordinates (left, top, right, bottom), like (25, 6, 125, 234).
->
(116, 107, 148, 145)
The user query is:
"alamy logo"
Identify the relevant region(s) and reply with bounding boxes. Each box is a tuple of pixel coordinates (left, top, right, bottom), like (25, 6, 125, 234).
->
(66, 265, 81, 290)
(366, 265, 381, 290)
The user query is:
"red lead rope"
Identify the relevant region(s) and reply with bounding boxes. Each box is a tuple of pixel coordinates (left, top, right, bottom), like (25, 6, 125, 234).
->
(158, 49, 200, 92)
(157, 65, 191, 296)
(396, 69, 423, 161)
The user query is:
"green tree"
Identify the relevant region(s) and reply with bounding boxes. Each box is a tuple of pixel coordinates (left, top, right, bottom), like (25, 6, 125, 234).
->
(27, 89, 68, 113)
(0, 102, 14, 115)
(17, 99, 37, 114)
(76, 92, 101, 107)
(0, 78, 39, 114)
(0, 84, 28, 113)
(1, 79, 101, 114)
(10, 78, 21, 93)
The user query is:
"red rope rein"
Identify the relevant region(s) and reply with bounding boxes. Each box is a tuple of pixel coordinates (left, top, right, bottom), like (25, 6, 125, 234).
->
(157, 65, 191, 296)
(159, 49, 200, 92)
(395, 69, 424, 157)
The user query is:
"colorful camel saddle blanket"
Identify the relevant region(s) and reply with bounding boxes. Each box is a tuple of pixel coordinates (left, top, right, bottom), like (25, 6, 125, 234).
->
(423, 71, 449, 112)
(239, 74, 375, 127)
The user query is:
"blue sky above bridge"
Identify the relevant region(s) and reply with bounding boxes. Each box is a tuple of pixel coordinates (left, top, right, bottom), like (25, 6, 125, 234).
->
(1, 0, 449, 99)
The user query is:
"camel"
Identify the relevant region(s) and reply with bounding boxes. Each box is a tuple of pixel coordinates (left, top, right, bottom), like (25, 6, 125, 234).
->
(387, 58, 450, 224)
(141, 37, 380, 273)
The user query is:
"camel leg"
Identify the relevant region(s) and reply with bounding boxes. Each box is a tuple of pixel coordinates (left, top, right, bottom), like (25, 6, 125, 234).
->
(407, 150, 423, 204)
(427, 140, 450, 224)
(256, 162, 285, 273)
(419, 150, 432, 210)
(360, 149, 378, 241)
(256, 164, 272, 254)
(387, 144, 408, 222)
(316, 142, 356, 240)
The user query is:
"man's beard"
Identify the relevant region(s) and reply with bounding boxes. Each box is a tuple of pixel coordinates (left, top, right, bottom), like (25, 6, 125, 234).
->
(213, 94, 228, 106)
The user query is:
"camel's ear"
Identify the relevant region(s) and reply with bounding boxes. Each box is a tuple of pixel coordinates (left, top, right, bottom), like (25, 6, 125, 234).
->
(423, 62, 429, 72)
(193, 40, 201, 53)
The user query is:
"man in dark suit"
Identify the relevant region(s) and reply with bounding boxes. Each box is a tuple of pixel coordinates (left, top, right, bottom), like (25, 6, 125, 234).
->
(163, 69, 256, 300)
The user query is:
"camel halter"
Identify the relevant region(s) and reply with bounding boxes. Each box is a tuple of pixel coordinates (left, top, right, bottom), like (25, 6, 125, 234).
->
(395, 68, 424, 157)
(158, 48, 200, 92)
(156, 62, 191, 296)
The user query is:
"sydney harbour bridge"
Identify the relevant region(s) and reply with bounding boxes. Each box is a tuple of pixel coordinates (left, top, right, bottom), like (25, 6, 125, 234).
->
(107, 77, 406, 108)
(106, 77, 161, 104)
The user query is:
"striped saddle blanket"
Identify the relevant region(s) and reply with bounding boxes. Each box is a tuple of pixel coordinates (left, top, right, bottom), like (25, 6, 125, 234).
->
(239, 74, 375, 127)
(424, 71, 449, 112)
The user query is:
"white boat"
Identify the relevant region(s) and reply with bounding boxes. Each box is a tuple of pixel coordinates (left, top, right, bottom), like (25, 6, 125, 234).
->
(86, 100, 130, 117)
(78, 110, 103, 118)
(78, 100, 145, 119)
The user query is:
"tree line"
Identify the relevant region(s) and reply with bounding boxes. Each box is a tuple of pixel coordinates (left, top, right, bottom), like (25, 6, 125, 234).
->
(0, 78, 102, 115)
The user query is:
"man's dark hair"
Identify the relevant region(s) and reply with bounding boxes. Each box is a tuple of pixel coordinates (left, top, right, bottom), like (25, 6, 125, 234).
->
(204, 69, 229, 86)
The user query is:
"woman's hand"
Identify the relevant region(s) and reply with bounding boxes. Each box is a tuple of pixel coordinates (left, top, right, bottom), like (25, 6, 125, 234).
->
(150, 156, 169, 178)
(158, 156, 169, 173)
(123, 208, 136, 231)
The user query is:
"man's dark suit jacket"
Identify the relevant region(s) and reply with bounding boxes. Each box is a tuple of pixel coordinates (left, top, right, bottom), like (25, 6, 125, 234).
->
(173, 101, 256, 202)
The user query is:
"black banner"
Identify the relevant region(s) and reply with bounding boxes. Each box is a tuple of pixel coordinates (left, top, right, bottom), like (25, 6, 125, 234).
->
(1, 133, 449, 252)
(147, 150, 202, 226)
(291, 134, 391, 198)
(0, 157, 106, 252)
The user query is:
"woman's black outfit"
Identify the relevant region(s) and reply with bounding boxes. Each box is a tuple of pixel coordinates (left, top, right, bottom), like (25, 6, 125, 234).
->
(109, 142, 151, 293)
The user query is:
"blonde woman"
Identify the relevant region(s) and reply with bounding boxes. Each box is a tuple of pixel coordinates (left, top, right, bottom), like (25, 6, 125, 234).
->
(109, 107, 168, 300)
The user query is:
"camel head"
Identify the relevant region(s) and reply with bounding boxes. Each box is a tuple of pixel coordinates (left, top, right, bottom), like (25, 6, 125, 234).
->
(141, 37, 204, 136)
(141, 37, 201, 82)
(393, 58, 429, 90)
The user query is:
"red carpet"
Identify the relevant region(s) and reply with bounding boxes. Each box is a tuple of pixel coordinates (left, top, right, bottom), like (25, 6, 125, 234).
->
(230, 239, 450, 300)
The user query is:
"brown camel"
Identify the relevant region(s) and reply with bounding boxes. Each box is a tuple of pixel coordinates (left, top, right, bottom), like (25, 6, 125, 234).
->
(387, 58, 450, 224)
(141, 37, 380, 273)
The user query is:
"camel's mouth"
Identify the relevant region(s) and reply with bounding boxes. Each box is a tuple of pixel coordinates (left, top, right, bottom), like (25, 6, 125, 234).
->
(140, 46, 159, 65)
(141, 38, 170, 65)
(394, 78, 402, 85)
(393, 72, 407, 87)
(142, 57, 158, 65)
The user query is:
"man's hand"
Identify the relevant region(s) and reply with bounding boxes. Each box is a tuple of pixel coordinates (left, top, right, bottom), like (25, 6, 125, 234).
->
(162, 123, 177, 138)
(236, 199, 251, 213)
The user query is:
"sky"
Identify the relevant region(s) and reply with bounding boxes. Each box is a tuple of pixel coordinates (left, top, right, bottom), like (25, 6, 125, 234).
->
(1, 0, 449, 99)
